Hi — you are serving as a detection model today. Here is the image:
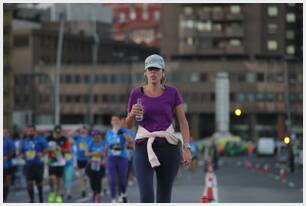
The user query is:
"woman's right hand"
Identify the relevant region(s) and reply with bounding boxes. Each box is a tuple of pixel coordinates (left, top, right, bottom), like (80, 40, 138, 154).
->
(130, 103, 144, 118)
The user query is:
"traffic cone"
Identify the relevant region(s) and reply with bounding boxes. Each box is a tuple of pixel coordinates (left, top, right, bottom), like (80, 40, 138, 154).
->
(206, 177, 214, 201)
(200, 195, 208, 203)
(263, 164, 269, 174)
(206, 187, 214, 201)
(280, 168, 285, 182)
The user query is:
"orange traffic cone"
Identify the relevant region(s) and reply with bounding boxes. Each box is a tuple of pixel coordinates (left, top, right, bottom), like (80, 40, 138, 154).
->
(200, 195, 208, 203)
(206, 177, 214, 201)
(263, 164, 269, 174)
(280, 168, 286, 182)
(206, 187, 214, 201)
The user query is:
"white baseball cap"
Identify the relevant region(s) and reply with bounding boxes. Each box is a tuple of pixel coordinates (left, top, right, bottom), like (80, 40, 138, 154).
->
(144, 54, 165, 70)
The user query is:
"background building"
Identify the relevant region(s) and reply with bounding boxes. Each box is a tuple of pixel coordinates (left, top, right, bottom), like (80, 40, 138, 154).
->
(105, 3, 162, 47)
(4, 4, 14, 129)
(8, 3, 303, 142)
(161, 3, 302, 58)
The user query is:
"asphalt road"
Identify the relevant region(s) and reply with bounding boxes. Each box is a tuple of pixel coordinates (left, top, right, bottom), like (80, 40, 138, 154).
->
(6, 155, 303, 203)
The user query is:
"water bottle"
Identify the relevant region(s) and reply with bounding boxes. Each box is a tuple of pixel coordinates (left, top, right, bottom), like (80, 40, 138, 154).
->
(135, 98, 143, 122)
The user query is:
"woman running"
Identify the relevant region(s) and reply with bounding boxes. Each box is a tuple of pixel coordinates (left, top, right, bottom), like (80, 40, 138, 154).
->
(85, 130, 107, 203)
(126, 54, 192, 203)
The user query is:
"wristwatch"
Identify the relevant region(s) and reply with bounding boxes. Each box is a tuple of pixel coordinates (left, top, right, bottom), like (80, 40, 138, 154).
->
(183, 143, 191, 151)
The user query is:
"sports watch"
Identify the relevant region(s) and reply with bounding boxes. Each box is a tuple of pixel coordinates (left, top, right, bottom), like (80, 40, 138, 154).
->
(183, 143, 192, 151)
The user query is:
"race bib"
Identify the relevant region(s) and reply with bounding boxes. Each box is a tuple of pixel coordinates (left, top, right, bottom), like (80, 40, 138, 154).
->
(112, 150, 121, 156)
(65, 153, 72, 160)
(80, 142, 87, 150)
(26, 150, 36, 160)
(91, 160, 100, 171)
(92, 155, 100, 161)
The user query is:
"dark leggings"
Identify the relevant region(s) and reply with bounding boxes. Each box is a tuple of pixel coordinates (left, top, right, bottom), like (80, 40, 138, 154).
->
(87, 166, 105, 194)
(134, 138, 181, 203)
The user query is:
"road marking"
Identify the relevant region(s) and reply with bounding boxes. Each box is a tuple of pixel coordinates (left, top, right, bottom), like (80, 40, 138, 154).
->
(75, 196, 91, 203)
(288, 182, 295, 188)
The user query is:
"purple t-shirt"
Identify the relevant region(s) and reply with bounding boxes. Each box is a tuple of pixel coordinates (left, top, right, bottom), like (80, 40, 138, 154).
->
(128, 84, 184, 132)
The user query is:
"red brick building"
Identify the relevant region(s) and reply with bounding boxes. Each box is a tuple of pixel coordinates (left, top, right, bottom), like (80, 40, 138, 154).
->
(105, 4, 161, 48)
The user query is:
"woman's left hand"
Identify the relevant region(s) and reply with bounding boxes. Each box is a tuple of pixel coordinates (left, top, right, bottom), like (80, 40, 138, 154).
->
(182, 148, 192, 168)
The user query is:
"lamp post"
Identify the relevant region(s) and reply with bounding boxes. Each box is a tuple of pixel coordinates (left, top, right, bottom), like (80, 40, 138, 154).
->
(54, 11, 65, 125)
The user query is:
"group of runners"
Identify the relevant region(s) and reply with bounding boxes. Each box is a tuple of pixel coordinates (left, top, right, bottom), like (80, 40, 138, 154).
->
(3, 114, 136, 203)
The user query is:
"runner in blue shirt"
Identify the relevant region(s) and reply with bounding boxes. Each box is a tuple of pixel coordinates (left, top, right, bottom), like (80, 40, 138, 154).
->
(3, 128, 15, 202)
(73, 127, 92, 197)
(85, 130, 107, 203)
(105, 114, 134, 203)
(21, 125, 48, 203)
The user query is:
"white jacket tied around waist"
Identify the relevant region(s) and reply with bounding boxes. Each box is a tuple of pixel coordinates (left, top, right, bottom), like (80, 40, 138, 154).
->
(136, 124, 184, 168)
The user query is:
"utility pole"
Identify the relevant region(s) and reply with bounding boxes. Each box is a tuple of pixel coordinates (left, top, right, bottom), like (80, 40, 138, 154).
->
(86, 17, 99, 129)
(54, 11, 65, 125)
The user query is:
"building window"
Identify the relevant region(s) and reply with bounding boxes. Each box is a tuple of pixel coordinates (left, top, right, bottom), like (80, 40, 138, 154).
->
(197, 22, 205, 31)
(190, 73, 200, 82)
(238, 73, 245, 82)
(200, 73, 208, 82)
(212, 23, 222, 31)
(84, 75, 90, 84)
(154, 11, 160, 21)
(267, 40, 278, 50)
(65, 75, 72, 84)
(184, 7, 193, 15)
(186, 20, 194, 29)
(256, 93, 264, 101)
(286, 45, 295, 55)
(286, 30, 295, 39)
(187, 37, 193, 45)
(119, 13, 126, 23)
(257, 73, 265, 82)
(288, 3, 296, 6)
(130, 9, 136, 20)
(247, 93, 256, 102)
(230, 5, 241, 14)
(198, 21, 212, 32)
(286, 13, 296, 22)
(267, 6, 278, 17)
(267, 24, 278, 34)
(142, 11, 148, 20)
(246, 73, 256, 83)
(74, 74, 80, 84)
(237, 93, 246, 102)
(229, 39, 241, 46)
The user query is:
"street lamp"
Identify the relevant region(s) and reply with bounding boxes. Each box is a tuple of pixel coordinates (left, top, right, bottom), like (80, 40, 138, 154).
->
(283, 136, 291, 145)
(234, 108, 242, 117)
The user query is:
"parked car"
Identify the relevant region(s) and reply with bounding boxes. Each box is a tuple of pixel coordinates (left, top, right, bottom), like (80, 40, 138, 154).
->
(256, 137, 276, 156)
